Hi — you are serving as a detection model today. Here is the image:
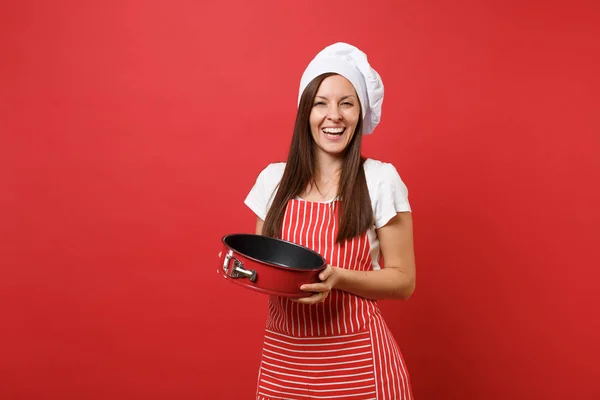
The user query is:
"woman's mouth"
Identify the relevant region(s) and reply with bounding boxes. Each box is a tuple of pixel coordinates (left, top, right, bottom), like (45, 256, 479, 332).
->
(322, 127, 346, 140)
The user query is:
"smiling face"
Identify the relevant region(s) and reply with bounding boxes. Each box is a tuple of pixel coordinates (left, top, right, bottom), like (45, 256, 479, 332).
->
(309, 74, 361, 158)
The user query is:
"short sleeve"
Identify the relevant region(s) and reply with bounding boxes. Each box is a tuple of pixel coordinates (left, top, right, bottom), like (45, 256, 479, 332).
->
(243, 163, 284, 221)
(373, 163, 411, 229)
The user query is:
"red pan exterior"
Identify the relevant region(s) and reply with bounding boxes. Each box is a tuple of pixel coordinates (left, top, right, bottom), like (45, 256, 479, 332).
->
(217, 235, 327, 298)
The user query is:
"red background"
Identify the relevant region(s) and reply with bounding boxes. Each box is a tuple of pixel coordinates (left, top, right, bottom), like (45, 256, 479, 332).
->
(1, 1, 599, 399)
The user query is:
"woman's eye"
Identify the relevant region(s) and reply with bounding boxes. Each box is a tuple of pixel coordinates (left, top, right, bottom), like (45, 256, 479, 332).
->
(341, 102, 353, 107)
(314, 101, 326, 106)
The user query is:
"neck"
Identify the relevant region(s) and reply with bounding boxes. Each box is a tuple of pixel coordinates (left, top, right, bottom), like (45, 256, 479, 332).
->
(314, 151, 344, 182)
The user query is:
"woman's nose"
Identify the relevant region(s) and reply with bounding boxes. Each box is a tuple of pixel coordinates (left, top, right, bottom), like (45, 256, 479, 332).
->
(327, 105, 342, 121)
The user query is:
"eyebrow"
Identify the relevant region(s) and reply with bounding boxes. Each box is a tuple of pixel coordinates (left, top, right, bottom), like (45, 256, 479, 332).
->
(315, 95, 357, 100)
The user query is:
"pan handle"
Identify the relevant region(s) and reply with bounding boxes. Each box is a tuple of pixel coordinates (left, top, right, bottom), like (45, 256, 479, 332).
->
(223, 251, 257, 282)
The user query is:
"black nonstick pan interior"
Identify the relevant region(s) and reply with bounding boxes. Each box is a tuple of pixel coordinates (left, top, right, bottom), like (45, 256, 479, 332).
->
(223, 234, 325, 271)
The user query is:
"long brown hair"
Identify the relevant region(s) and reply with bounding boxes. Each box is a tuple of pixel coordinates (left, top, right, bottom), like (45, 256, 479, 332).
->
(262, 72, 374, 243)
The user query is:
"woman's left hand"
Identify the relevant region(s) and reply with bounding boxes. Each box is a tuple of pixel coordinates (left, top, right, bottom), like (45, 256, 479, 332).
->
(293, 264, 340, 305)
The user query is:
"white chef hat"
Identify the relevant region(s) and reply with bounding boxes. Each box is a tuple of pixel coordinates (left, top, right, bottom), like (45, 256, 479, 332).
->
(298, 42, 384, 135)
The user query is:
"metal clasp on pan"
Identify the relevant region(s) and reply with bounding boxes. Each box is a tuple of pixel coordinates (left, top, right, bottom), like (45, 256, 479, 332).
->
(223, 250, 257, 282)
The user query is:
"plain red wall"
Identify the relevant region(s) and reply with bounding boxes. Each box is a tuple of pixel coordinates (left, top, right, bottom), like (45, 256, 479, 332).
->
(1, 0, 599, 399)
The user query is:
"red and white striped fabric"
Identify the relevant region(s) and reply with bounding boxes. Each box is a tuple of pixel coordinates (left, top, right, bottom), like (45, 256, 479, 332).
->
(256, 199, 413, 400)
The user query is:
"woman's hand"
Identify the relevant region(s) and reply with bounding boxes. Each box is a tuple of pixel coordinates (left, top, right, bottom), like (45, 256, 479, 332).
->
(293, 264, 341, 305)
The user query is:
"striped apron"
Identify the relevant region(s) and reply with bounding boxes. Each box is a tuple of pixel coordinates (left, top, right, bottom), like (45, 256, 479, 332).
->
(256, 199, 414, 400)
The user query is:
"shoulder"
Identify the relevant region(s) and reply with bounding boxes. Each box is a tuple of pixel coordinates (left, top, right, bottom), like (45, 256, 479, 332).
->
(244, 162, 286, 221)
(256, 162, 286, 184)
(363, 158, 411, 228)
(363, 158, 407, 189)
(363, 158, 395, 174)
(250, 161, 287, 197)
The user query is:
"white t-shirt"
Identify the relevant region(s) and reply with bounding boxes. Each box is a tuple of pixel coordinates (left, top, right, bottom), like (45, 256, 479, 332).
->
(244, 158, 411, 269)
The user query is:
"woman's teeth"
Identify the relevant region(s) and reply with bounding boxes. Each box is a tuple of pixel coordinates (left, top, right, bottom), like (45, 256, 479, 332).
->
(322, 127, 345, 135)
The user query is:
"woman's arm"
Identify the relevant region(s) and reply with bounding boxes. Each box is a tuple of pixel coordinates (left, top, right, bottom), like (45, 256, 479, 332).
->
(255, 217, 264, 235)
(296, 212, 416, 304)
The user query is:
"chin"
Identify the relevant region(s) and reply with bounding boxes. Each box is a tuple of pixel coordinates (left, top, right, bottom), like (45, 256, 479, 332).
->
(323, 146, 348, 156)
(314, 139, 351, 157)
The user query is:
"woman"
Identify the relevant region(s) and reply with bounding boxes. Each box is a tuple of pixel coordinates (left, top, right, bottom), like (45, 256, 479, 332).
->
(244, 42, 416, 400)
